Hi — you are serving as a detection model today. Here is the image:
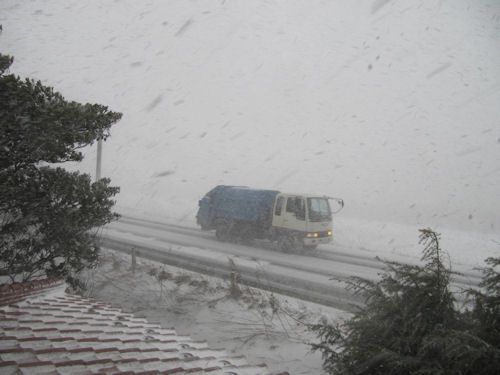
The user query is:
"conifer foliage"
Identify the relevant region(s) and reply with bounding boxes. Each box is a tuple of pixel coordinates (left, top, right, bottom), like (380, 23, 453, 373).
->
(0, 43, 122, 282)
(467, 256, 500, 370)
(311, 229, 500, 374)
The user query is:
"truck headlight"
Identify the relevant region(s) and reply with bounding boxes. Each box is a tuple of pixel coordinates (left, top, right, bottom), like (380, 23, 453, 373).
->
(327, 230, 332, 236)
(306, 232, 319, 238)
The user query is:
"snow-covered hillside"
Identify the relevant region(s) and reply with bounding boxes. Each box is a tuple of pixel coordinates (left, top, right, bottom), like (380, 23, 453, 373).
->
(1, 0, 499, 259)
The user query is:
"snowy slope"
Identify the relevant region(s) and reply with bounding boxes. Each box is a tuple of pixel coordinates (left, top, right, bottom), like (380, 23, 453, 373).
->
(1, 0, 499, 259)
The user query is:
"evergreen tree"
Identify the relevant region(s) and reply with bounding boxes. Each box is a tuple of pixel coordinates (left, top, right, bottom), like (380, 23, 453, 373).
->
(0, 43, 122, 282)
(471, 257, 500, 346)
(465, 256, 500, 371)
(311, 229, 500, 374)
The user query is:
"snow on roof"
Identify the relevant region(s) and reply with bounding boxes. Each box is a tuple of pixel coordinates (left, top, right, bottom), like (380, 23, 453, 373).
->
(0, 279, 289, 375)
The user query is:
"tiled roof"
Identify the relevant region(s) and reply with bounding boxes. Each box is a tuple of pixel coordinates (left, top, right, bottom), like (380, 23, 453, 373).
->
(0, 279, 289, 375)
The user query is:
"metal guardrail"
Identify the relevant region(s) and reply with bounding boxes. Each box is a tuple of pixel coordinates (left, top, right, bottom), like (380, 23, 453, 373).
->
(99, 236, 362, 312)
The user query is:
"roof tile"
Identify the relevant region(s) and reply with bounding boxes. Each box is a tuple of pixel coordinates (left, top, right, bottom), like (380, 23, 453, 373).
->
(0, 279, 279, 375)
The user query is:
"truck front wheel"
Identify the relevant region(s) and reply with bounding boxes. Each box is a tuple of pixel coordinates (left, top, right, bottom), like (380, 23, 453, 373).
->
(277, 235, 294, 252)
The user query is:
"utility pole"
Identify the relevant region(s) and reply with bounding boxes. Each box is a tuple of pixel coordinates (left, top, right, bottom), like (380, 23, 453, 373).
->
(96, 138, 102, 181)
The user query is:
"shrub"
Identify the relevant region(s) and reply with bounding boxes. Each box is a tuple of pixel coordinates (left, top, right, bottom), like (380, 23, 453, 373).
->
(311, 229, 500, 374)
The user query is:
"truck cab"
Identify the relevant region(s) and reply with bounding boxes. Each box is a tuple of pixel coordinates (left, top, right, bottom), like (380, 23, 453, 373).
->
(271, 193, 333, 249)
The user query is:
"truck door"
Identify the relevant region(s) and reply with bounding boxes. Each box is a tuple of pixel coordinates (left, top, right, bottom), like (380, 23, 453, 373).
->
(280, 196, 307, 231)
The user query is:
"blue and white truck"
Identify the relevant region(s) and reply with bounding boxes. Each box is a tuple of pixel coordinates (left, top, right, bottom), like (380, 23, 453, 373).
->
(196, 185, 343, 250)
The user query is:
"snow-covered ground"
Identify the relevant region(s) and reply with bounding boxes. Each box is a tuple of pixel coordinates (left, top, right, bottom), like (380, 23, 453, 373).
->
(84, 248, 348, 374)
(117, 208, 500, 271)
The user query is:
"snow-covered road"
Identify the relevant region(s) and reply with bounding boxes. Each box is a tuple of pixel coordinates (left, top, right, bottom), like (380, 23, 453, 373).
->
(101, 215, 483, 311)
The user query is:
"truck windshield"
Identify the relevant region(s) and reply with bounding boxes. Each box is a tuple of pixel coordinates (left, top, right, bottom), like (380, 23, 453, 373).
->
(307, 198, 331, 222)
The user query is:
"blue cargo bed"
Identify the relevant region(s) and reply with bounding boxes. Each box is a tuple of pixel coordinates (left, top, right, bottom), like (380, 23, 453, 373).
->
(197, 185, 279, 229)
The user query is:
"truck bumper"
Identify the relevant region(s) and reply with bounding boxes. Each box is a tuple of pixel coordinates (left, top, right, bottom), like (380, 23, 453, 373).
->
(303, 236, 332, 246)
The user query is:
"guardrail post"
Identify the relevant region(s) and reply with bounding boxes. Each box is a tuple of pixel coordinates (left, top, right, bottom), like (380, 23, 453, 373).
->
(131, 247, 137, 273)
(230, 271, 241, 298)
